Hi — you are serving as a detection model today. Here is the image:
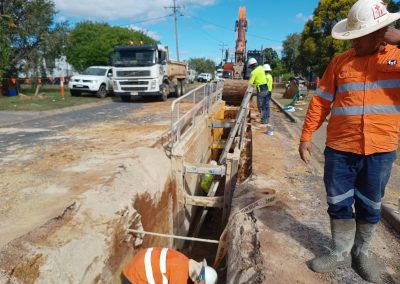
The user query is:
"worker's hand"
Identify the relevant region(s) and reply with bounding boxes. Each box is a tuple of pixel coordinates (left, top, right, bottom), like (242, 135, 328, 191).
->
(299, 141, 312, 164)
(378, 26, 400, 45)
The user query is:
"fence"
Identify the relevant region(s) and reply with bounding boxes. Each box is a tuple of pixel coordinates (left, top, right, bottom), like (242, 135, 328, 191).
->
(170, 81, 224, 146)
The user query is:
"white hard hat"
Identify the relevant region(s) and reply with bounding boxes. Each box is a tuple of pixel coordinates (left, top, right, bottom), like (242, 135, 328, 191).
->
(188, 259, 218, 284)
(209, 160, 217, 166)
(332, 0, 400, 40)
(263, 64, 272, 72)
(204, 266, 218, 284)
(247, 57, 257, 66)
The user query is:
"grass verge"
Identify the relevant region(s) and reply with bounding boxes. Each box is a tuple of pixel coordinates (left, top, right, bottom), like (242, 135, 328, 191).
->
(0, 87, 111, 111)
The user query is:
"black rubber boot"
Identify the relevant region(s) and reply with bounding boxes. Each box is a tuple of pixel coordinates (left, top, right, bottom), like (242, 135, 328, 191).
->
(352, 220, 383, 283)
(310, 218, 355, 273)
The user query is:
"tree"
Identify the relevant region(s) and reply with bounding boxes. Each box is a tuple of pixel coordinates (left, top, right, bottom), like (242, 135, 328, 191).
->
(262, 48, 280, 69)
(0, 0, 67, 77)
(281, 33, 301, 74)
(188, 58, 216, 75)
(298, 0, 355, 77)
(65, 22, 157, 72)
(0, 0, 68, 84)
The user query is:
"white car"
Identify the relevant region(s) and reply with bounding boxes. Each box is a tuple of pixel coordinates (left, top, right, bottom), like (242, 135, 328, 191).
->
(68, 66, 113, 98)
(197, 73, 212, 82)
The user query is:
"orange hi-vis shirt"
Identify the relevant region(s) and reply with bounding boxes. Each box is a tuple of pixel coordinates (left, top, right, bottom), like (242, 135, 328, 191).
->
(301, 45, 400, 155)
(123, 247, 189, 284)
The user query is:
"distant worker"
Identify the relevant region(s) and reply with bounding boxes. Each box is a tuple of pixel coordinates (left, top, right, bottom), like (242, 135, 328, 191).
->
(123, 247, 218, 284)
(263, 64, 273, 124)
(299, 0, 400, 282)
(248, 58, 268, 124)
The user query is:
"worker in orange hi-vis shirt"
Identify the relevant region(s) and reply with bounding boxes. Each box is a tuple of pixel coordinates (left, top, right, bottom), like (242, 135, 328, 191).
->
(122, 247, 217, 284)
(299, 0, 400, 282)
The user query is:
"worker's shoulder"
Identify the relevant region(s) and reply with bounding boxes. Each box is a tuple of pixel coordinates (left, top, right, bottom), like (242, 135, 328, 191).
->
(332, 48, 356, 62)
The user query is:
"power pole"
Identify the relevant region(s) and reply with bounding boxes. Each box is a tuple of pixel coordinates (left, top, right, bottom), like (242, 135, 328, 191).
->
(165, 0, 182, 61)
(219, 43, 227, 65)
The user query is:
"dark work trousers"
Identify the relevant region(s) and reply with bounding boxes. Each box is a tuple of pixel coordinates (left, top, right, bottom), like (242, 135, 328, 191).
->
(323, 147, 397, 224)
(256, 84, 270, 124)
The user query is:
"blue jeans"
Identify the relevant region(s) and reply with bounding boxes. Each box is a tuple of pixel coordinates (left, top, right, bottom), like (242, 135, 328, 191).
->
(323, 147, 396, 223)
(257, 91, 271, 123)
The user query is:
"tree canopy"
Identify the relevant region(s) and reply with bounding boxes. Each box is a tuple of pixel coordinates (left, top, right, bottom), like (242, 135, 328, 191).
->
(297, 0, 355, 77)
(281, 33, 301, 74)
(65, 22, 157, 72)
(0, 0, 68, 82)
(188, 57, 216, 74)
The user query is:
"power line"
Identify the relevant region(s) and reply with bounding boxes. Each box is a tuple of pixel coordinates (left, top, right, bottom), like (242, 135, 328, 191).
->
(165, 0, 182, 61)
(130, 14, 173, 25)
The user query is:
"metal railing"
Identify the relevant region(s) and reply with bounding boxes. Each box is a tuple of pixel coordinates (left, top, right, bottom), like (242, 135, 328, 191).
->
(171, 81, 224, 146)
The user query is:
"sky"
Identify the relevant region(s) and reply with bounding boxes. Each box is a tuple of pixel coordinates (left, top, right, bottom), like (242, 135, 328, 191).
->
(54, 0, 320, 63)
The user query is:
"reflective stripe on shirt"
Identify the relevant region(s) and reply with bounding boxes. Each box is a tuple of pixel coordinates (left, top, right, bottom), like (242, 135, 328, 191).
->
(331, 105, 400, 115)
(144, 248, 156, 284)
(315, 88, 334, 102)
(160, 248, 169, 284)
(336, 79, 400, 93)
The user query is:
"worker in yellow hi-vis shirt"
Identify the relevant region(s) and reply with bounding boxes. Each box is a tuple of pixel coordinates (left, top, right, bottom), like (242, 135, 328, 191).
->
(248, 58, 268, 124)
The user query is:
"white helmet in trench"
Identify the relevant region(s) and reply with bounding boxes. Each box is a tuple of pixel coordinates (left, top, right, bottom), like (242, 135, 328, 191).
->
(189, 259, 218, 284)
(247, 57, 257, 67)
(263, 64, 272, 72)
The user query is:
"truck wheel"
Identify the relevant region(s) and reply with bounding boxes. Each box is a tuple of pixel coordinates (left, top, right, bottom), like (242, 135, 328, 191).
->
(121, 96, 131, 102)
(180, 81, 185, 96)
(161, 83, 169, 101)
(70, 90, 81, 96)
(96, 84, 107, 98)
(175, 82, 182, 97)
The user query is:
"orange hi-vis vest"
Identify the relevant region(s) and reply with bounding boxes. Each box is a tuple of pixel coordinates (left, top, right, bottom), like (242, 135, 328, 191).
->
(301, 45, 400, 155)
(123, 247, 189, 284)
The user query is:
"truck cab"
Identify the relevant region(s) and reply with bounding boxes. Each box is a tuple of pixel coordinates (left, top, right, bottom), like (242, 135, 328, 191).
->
(110, 44, 186, 102)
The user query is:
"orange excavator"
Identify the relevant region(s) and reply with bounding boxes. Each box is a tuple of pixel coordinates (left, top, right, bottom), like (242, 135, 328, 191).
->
(233, 6, 247, 79)
(222, 6, 247, 80)
(222, 6, 250, 105)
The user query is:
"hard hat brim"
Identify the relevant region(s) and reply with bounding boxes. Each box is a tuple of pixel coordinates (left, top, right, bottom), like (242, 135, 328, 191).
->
(332, 13, 400, 40)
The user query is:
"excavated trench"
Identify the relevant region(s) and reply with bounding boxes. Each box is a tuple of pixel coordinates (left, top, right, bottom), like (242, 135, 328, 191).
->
(121, 100, 253, 284)
(0, 91, 254, 283)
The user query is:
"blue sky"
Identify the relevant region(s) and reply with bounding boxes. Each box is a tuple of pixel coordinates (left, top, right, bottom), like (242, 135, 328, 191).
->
(54, 0, 320, 63)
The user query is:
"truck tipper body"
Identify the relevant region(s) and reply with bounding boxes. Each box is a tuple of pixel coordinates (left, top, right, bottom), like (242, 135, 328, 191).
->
(110, 44, 187, 102)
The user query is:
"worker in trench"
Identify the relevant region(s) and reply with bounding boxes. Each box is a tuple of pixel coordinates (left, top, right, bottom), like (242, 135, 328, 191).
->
(299, 0, 400, 282)
(247, 57, 269, 124)
(122, 247, 218, 284)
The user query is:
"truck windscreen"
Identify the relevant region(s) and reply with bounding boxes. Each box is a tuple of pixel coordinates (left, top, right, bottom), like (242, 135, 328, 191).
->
(111, 50, 156, 67)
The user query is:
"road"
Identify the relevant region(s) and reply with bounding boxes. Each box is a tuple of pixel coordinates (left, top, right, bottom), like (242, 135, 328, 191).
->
(0, 98, 167, 153)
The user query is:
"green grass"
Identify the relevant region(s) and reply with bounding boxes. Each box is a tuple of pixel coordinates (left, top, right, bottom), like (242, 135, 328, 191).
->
(0, 87, 110, 111)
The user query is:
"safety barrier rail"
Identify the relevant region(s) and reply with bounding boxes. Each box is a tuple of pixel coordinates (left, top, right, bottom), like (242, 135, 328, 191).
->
(170, 81, 223, 146)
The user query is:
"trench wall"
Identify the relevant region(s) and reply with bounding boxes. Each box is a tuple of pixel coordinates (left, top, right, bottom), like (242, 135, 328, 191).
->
(171, 100, 226, 245)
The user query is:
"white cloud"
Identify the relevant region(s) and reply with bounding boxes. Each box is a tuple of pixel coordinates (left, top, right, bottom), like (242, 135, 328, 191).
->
(54, 0, 217, 22)
(295, 13, 312, 23)
(126, 25, 161, 41)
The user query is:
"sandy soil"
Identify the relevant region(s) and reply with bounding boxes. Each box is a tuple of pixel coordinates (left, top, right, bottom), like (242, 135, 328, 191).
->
(0, 101, 174, 283)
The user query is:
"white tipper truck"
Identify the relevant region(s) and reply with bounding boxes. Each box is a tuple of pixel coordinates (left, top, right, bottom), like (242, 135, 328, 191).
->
(110, 44, 187, 102)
